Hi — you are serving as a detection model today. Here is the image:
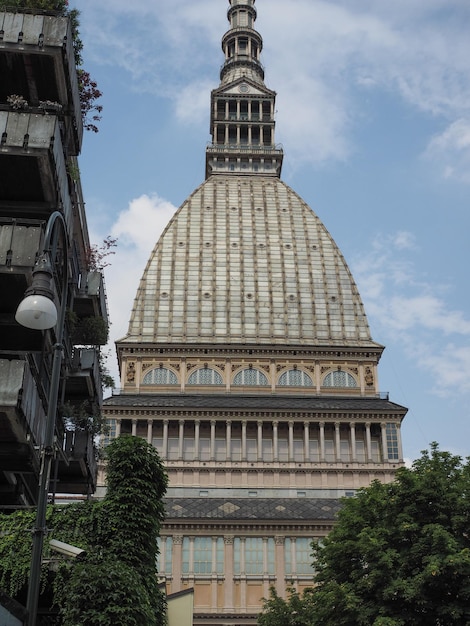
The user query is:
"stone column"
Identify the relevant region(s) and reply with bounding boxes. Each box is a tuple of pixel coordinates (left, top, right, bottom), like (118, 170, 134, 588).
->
(273, 421, 279, 462)
(147, 419, 153, 444)
(263, 537, 269, 575)
(131, 419, 137, 436)
(172, 535, 184, 592)
(162, 419, 169, 460)
(188, 536, 194, 574)
(274, 536, 285, 596)
(335, 422, 341, 461)
(319, 422, 326, 462)
(304, 421, 310, 461)
(257, 421, 263, 461)
(350, 423, 357, 462)
(224, 536, 234, 610)
(178, 420, 185, 460)
(288, 421, 294, 462)
(397, 423, 404, 462)
(381, 423, 388, 462)
(115, 418, 121, 438)
(365, 423, 372, 462)
(194, 420, 200, 461)
(242, 420, 247, 461)
(210, 420, 216, 461)
(226, 420, 232, 460)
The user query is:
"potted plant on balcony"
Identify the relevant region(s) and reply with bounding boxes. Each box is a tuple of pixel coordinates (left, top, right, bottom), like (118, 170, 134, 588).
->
(0, 0, 103, 132)
(72, 315, 108, 346)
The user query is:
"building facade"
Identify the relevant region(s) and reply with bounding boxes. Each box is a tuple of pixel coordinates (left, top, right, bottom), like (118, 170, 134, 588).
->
(103, 1, 407, 624)
(0, 8, 107, 509)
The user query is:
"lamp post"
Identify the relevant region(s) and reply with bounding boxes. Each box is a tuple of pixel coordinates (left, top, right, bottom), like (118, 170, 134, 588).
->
(15, 211, 69, 626)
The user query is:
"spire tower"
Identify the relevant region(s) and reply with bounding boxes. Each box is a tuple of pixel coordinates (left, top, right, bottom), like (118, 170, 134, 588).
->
(105, 2, 407, 623)
(205, 0, 283, 178)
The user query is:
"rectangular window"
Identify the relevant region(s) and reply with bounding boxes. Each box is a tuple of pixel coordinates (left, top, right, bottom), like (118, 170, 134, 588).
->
(262, 438, 273, 462)
(103, 419, 116, 447)
(293, 439, 304, 462)
(156, 537, 173, 575)
(245, 537, 263, 575)
(238, 10, 248, 26)
(309, 439, 319, 462)
(356, 439, 366, 462)
(371, 440, 381, 462)
(167, 438, 179, 460)
(200, 438, 210, 461)
(340, 439, 350, 462)
(325, 439, 335, 462)
(246, 438, 257, 461)
(152, 437, 164, 457)
(215, 438, 226, 461)
(296, 538, 314, 575)
(386, 423, 399, 460)
(278, 439, 288, 462)
(231, 438, 242, 461)
(194, 537, 213, 574)
(182, 537, 190, 575)
(183, 438, 194, 460)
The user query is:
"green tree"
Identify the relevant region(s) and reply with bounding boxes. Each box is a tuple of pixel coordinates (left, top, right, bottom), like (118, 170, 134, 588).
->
(311, 443, 470, 626)
(258, 587, 316, 626)
(0, 436, 168, 626)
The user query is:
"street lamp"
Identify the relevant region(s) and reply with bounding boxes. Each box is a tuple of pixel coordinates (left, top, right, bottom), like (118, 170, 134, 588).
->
(15, 211, 69, 626)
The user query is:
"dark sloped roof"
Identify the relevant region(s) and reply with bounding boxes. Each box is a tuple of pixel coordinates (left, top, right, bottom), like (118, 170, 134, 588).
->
(163, 497, 341, 521)
(104, 393, 406, 414)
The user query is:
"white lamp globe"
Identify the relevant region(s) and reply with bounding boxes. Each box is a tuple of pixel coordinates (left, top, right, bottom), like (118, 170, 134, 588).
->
(15, 294, 58, 330)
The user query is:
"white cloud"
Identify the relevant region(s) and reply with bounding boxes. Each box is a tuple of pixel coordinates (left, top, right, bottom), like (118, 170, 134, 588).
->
(96, 194, 177, 385)
(175, 80, 215, 125)
(424, 119, 470, 182)
(352, 232, 470, 396)
(417, 343, 470, 396)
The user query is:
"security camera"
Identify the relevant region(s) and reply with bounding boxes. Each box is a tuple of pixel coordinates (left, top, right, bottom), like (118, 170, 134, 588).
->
(49, 539, 86, 559)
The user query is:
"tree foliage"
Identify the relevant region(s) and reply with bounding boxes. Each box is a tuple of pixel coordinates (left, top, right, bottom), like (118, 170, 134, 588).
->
(259, 587, 316, 626)
(257, 444, 470, 626)
(0, 436, 168, 625)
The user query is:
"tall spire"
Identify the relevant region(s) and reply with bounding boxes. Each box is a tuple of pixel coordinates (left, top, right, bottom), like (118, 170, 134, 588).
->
(205, 0, 284, 178)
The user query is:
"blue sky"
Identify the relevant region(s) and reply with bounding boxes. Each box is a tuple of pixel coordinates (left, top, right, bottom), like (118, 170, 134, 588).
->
(73, 0, 470, 464)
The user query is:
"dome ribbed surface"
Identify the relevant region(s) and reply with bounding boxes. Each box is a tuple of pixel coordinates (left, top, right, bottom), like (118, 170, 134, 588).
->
(125, 175, 373, 346)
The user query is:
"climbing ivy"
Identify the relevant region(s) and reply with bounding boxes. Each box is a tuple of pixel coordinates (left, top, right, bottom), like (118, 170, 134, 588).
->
(0, 436, 168, 625)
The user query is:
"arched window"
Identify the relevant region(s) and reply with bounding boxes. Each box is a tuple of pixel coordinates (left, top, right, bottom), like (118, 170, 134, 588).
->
(188, 368, 223, 385)
(142, 367, 178, 385)
(278, 369, 313, 387)
(323, 370, 357, 388)
(233, 368, 269, 386)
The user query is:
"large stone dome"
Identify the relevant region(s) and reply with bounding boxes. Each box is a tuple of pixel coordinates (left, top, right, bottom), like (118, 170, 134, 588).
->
(124, 175, 374, 347)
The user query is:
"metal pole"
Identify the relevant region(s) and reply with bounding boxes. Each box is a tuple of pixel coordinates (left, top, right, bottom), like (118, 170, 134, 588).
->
(25, 212, 68, 626)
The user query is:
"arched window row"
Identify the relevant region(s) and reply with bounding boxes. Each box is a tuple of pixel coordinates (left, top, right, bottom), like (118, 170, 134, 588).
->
(140, 366, 359, 389)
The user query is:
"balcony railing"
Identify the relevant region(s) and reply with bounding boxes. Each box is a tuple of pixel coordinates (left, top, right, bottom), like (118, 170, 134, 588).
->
(0, 111, 74, 233)
(0, 10, 83, 150)
(206, 142, 284, 155)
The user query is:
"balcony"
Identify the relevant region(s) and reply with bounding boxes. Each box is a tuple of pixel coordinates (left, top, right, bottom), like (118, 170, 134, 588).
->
(74, 271, 109, 326)
(0, 218, 62, 352)
(0, 10, 83, 153)
(65, 347, 103, 408)
(57, 428, 98, 495)
(0, 111, 73, 232)
(0, 353, 100, 504)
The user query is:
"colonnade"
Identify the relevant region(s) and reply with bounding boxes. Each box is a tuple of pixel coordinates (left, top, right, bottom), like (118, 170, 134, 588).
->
(110, 417, 402, 464)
